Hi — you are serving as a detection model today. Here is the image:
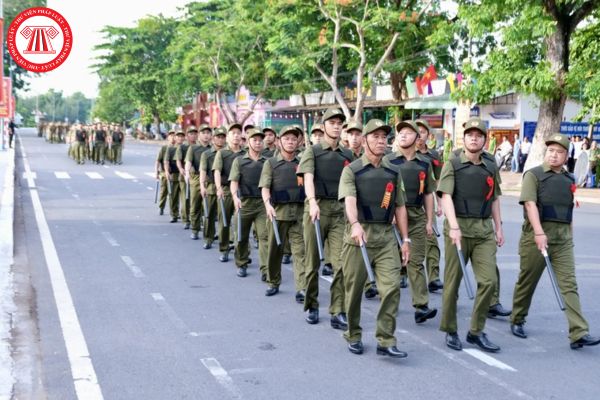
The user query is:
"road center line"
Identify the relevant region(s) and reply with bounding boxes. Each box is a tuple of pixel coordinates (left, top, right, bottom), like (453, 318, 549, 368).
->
(120, 256, 146, 278)
(101, 232, 119, 247)
(201, 358, 242, 399)
(463, 349, 518, 372)
(20, 141, 104, 400)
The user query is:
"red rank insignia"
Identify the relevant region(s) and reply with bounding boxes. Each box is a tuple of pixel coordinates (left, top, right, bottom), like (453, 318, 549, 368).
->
(418, 171, 426, 194)
(296, 165, 303, 186)
(432, 159, 440, 167)
(570, 183, 576, 193)
(344, 159, 350, 167)
(485, 176, 494, 201)
(381, 182, 394, 209)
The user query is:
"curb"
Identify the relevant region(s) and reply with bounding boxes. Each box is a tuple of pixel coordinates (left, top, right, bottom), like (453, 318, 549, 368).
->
(0, 145, 16, 398)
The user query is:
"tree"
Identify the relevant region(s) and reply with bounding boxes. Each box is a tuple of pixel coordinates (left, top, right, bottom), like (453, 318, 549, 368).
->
(94, 15, 178, 135)
(92, 81, 136, 124)
(456, 0, 600, 169)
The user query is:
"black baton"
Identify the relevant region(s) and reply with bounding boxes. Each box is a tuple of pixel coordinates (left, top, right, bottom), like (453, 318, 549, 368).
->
(219, 197, 228, 227)
(272, 218, 282, 246)
(314, 218, 325, 261)
(542, 249, 566, 311)
(154, 179, 159, 204)
(360, 243, 376, 285)
(456, 244, 475, 300)
(236, 209, 242, 244)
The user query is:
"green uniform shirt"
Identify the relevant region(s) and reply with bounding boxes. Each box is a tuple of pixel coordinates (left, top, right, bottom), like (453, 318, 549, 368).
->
(298, 141, 346, 214)
(488, 137, 497, 154)
(338, 154, 406, 248)
(437, 149, 502, 238)
(519, 162, 572, 243)
(258, 153, 304, 221)
(185, 144, 211, 172)
(156, 145, 167, 163)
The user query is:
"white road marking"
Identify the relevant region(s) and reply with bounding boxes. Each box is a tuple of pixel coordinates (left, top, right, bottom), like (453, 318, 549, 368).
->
(201, 358, 242, 399)
(146, 186, 154, 191)
(101, 232, 119, 247)
(463, 349, 518, 372)
(55, 171, 71, 179)
(145, 172, 156, 178)
(151, 293, 197, 336)
(85, 172, 104, 180)
(21, 143, 104, 399)
(72, 194, 80, 200)
(115, 171, 136, 180)
(120, 256, 146, 278)
(320, 275, 333, 283)
(22, 171, 37, 180)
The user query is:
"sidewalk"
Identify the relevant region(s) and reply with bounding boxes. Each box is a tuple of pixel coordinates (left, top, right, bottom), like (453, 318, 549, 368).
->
(0, 143, 16, 399)
(500, 170, 600, 205)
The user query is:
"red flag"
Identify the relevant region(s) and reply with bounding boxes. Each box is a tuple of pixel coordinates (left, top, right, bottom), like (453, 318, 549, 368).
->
(415, 76, 423, 96)
(421, 64, 438, 89)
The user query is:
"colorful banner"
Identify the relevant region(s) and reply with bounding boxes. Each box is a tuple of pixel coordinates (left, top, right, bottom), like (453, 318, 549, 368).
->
(0, 78, 11, 118)
(0, 19, 3, 105)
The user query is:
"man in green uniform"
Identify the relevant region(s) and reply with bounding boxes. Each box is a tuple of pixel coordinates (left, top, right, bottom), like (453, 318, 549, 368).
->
(310, 124, 324, 146)
(261, 125, 306, 301)
(164, 131, 185, 223)
(442, 130, 453, 163)
(339, 118, 411, 357)
(186, 125, 212, 240)
(155, 131, 175, 215)
(298, 108, 352, 328)
(230, 128, 268, 278)
(438, 117, 504, 353)
(94, 124, 107, 165)
(73, 124, 87, 165)
(262, 127, 277, 158)
(200, 127, 227, 249)
(385, 120, 438, 324)
(111, 125, 125, 165)
(510, 134, 600, 349)
(176, 128, 197, 230)
(487, 133, 497, 155)
(213, 124, 246, 262)
(416, 119, 444, 292)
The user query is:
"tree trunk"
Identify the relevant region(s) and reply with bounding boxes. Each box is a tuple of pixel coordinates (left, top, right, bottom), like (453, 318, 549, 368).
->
(153, 113, 161, 140)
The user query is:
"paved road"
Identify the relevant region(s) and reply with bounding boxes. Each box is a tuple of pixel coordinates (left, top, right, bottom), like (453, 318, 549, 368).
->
(11, 128, 600, 399)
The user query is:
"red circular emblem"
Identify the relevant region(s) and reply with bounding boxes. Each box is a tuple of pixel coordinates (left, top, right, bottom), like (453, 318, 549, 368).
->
(6, 7, 73, 72)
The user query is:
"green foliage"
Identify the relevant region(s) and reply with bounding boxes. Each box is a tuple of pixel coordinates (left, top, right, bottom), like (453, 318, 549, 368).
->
(16, 89, 92, 126)
(91, 81, 137, 124)
(3, 0, 47, 92)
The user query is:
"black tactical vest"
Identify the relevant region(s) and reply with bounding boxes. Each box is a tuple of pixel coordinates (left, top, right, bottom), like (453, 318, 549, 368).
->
(166, 146, 178, 172)
(191, 145, 210, 172)
(312, 144, 353, 199)
(269, 158, 305, 204)
(238, 157, 265, 198)
(527, 166, 574, 224)
(349, 159, 399, 223)
(421, 149, 442, 180)
(386, 154, 430, 207)
(179, 144, 190, 161)
(205, 150, 218, 183)
(450, 150, 497, 218)
(262, 148, 275, 158)
(112, 131, 123, 144)
(75, 130, 86, 143)
(95, 130, 106, 142)
(220, 149, 245, 185)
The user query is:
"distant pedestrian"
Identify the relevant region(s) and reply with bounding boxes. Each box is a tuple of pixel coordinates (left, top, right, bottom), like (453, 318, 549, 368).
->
(519, 137, 531, 172)
(8, 119, 16, 148)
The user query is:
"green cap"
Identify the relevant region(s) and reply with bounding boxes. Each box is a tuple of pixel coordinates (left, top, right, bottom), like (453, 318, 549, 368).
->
(213, 127, 227, 136)
(322, 107, 346, 123)
(346, 120, 363, 133)
(363, 119, 392, 136)
(227, 123, 242, 132)
(243, 124, 255, 132)
(415, 119, 431, 133)
(545, 133, 570, 151)
(462, 118, 487, 136)
(176, 131, 185, 136)
(262, 126, 276, 134)
(395, 120, 420, 134)
(293, 124, 304, 135)
(279, 125, 301, 137)
(311, 123, 324, 134)
(198, 124, 212, 132)
(186, 125, 198, 133)
(245, 127, 265, 139)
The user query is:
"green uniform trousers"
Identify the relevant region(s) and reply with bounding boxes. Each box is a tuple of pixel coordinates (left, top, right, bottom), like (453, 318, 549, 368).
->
(189, 173, 202, 234)
(168, 173, 181, 219)
(406, 208, 431, 308)
(343, 239, 401, 347)
(511, 232, 589, 342)
(179, 177, 190, 224)
(303, 204, 345, 315)
(234, 198, 268, 274)
(94, 142, 106, 163)
(217, 192, 234, 252)
(112, 144, 122, 163)
(266, 215, 305, 290)
(74, 142, 86, 163)
(439, 231, 498, 336)
(425, 213, 441, 282)
(204, 192, 218, 245)
(158, 174, 168, 211)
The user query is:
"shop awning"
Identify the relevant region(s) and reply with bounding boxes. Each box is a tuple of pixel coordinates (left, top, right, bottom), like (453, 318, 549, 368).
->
(403, 97, 458, 110)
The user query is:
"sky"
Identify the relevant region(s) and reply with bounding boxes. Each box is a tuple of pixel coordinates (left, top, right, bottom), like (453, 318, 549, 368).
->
(19, 0, 192, 99)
